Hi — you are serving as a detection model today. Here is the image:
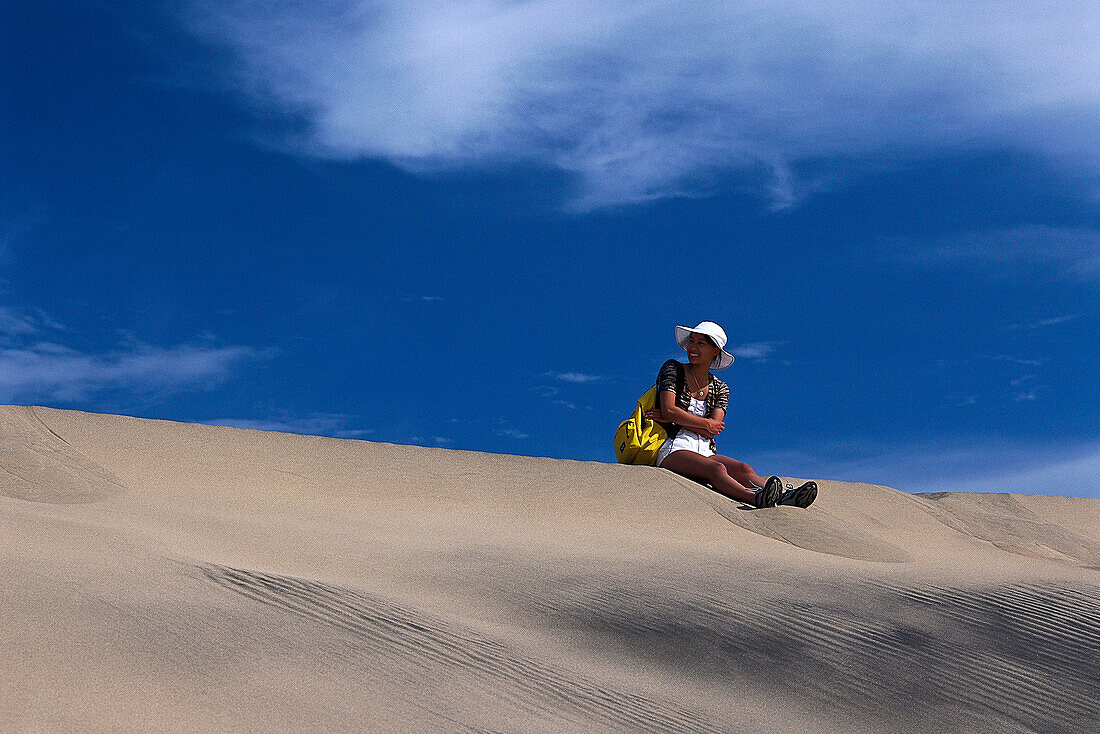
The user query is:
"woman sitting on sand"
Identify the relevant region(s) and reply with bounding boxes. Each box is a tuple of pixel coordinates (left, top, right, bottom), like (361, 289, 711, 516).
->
(643, 321, 817, 509)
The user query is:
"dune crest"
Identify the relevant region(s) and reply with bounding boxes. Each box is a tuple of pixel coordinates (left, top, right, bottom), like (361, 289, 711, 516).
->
(2, 406, 1098, 733)
(673, 477, 912, 563)
(916, 491, 1100, 568)
(0, 406, 124, 504)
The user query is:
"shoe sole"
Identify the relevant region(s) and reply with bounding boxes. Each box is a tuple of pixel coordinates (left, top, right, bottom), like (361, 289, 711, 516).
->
(756, 476, 783, 508)
(790, 481, 818, 508)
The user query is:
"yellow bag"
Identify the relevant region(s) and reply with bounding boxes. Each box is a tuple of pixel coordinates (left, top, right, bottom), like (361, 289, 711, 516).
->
(614, 386, 668, 465)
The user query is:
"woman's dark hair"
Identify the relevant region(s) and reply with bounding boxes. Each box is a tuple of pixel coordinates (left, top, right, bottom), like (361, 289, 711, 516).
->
(702, 334, 719, 348)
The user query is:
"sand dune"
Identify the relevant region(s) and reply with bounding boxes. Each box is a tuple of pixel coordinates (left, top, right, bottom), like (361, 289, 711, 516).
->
(2, 405, 1097, 732)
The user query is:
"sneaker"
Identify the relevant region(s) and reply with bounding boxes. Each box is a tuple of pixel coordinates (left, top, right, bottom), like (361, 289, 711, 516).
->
(781, 481, 818, 508)
(754, 476, 783, 508)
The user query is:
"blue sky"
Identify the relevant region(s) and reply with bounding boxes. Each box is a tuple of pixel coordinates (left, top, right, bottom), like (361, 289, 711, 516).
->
(2, 1, 1098, 497)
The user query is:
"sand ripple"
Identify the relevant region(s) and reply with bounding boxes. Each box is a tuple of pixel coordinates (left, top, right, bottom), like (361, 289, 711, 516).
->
(201, 564, 723, 733)
(0, 406, 124, 503)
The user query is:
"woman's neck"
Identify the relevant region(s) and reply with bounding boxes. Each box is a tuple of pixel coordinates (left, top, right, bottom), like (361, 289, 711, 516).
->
(685, 362, 710, 384)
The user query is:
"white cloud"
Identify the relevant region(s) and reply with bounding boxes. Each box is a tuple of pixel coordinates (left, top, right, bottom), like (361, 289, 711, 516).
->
(730, 341, 781, 360)
(205, 413, 372, 438)
(0, 342, 258, 403)
(921, 444, 1100, 498)
(177, 1, 1100, 209)
(754, 438, 1100, 499)
(496, 428, 529, 439)
(545, 371, 606, 383)
(892, 226, 1100, 281)
(409, 435, 453, 446)
(1006, 314, 1084, 330)
(993, 355, 1045, 367)
(0, 305, 261, 403)
(0, 307, 40, 338)
(1013, 386, 1044, 402)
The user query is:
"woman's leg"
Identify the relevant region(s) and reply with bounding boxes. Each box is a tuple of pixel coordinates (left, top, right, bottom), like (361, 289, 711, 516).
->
(660, 450, 757, 504)
(712, 455, 770, 490)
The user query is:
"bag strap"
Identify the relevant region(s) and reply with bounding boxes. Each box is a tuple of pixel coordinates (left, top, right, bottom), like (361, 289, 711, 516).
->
(654, 359, 686, 394)
(653, 360, 686, 428)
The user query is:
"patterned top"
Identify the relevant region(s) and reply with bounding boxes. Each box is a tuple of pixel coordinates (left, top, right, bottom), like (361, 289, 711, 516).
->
(655, 359, 730, 441)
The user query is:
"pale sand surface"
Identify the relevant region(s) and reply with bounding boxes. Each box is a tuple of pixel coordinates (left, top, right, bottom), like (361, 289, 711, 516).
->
(2, 405, 1098, 732)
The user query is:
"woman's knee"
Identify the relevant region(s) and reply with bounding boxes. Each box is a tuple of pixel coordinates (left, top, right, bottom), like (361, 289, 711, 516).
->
(705, 459, 731, 482)
(727, 460, 754, 477)
(716, 456, 747, 474)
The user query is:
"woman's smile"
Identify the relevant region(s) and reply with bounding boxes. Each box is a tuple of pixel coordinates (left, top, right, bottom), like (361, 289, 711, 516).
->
(684, 333, 718, 365)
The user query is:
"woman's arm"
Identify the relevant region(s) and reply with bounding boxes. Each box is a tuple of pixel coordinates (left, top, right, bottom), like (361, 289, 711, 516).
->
(650, 390, 725, 438)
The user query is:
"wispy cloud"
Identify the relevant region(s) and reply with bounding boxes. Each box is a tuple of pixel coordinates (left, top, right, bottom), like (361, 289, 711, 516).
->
(993, 355, 1044, 367)
(755, 438, 1100, 498)
(1006, 313, 1084, 330)
(730, 341, 781, 361)
(0, 306, 262, 403)
(204, 413, 372, 438)
(891, 226, 1100, 282)
(544, 371, 606, 383)
(0, 306, 41, 338)
(920, 443, 1100, 498)
(0, 342, 259, 403)
(409, 435, 453, 446)
(532, 384, 561, 399)
(1013, 387, 1044, 402)
(495, 428, 529, 440)
(176, 1, 1100, 209)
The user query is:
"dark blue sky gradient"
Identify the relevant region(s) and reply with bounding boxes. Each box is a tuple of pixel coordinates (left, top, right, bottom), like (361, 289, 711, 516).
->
(3, 2, 1097, 495)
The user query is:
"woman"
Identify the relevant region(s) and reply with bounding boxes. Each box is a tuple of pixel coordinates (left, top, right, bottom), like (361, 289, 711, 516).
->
(643, 321, 817, 509)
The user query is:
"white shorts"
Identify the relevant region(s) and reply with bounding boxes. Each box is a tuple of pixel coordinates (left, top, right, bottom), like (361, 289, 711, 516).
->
(656, 430, 715, 467)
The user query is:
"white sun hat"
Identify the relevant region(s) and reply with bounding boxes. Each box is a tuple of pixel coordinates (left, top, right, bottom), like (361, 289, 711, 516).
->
(675, 321, 735, 370)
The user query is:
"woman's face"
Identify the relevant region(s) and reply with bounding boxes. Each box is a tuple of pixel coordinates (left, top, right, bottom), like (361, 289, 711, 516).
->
(685, 332, 720, 368)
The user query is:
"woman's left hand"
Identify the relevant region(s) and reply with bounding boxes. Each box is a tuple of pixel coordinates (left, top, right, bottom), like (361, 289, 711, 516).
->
(643, 409, 662, 421)
(698, 418, 725, 439)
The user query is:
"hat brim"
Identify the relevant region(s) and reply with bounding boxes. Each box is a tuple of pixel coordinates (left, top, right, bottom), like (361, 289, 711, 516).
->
(675, 325, 735, 370)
